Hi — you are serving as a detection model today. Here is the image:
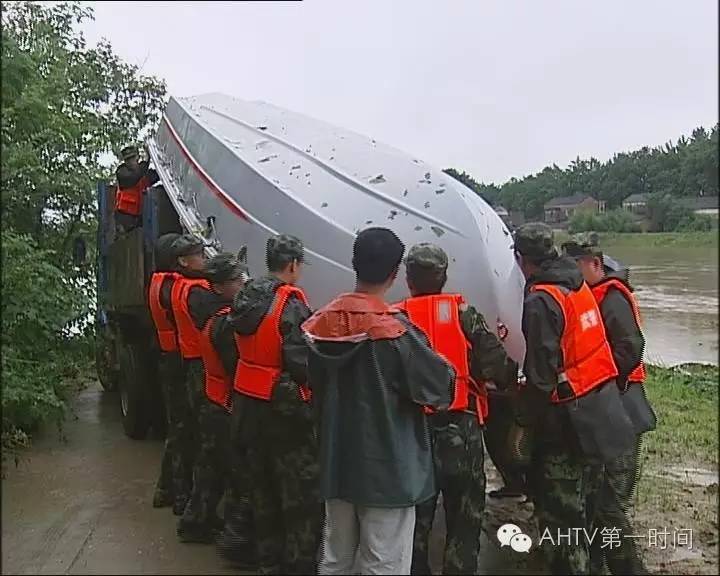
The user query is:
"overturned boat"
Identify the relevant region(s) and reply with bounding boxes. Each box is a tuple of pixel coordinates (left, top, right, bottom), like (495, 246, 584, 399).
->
(148, 93, 526, 362)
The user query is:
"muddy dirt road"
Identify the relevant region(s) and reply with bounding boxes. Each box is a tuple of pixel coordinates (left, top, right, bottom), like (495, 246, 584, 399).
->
(2, 383, 544, 575)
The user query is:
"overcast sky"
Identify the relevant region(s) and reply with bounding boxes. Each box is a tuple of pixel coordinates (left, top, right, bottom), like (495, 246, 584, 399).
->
(82, 0, 718, 184)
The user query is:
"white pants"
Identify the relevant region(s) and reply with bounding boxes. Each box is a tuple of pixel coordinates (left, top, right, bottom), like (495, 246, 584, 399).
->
(318, 499, 416, 575)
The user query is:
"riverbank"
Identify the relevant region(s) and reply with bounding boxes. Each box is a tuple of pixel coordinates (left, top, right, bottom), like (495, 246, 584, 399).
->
(3, 364, 718, 574)
(555, 230, 719, 249)
(483, 363, 719, 575)
(635, 363, 718, 574)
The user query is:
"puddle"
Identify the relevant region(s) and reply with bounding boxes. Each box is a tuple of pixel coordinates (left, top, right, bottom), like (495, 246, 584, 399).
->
(653, 466, 719, 488)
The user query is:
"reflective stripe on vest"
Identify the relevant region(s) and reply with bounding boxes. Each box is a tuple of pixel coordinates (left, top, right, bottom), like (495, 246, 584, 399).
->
(591, 278, 647, 384)
(148, 272, 180, 352)
(397, 294, 489, 423)
(171, 277, 210, 359)
(233, 285, 310, 402)
(114, 175, 149, 217)
(531, 282, 618, 403)
(199, 308, 232, 412)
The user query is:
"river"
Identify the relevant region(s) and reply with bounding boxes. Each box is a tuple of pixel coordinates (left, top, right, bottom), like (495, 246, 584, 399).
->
(600, 237, 718, 366)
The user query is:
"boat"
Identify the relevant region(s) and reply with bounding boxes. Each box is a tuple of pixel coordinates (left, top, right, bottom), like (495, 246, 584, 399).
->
(148, 93, 526, 363)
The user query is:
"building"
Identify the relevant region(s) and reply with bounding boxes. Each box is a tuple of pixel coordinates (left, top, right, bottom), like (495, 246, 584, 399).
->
(622, 193, 650, 215)
(544, 194, 605, 223)
(682, 195, 719, 217)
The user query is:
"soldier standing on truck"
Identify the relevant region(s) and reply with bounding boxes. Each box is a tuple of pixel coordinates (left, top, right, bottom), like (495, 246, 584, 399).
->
(227, 234, 321, 575)
(394, 243, 518, 576)
(178, 252, 248, 544)
(114, 145, 159, 233)
(563, 236, 656, 575)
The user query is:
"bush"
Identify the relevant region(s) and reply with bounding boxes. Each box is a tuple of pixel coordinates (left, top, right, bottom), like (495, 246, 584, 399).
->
(568, 209, 641, 233)
(675, 213, 715, 232)
(1, 231, 90, 466)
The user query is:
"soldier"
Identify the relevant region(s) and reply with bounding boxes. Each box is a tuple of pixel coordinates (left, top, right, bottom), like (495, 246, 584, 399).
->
(394, 243, 518, 575)
(149, 232, 182, 509)
(228, 234, 321, 575)
(512, 223, 635, 575)
(563, 236, 656, 575)
(205, 256, 256, 568)
(177, 252, 248, 543)
(114, 145, 159, 232)
(150, 233, 206, 515)
(303, 229, 455, 576)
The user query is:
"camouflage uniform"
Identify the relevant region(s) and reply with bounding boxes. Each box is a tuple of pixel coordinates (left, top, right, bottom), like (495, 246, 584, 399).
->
(179, 252, 248, 542)
(229, 235, 322, 575)
(405, 243, 515, 575)
(152, 233, 193, 513)
(178, 395, 228, 541)
(157, 352, 194, 514)
(589, 436, 646, 575)
(513, 224, 589, 575)
(563, 236, 648, 575)
(412, 411, 486, 575)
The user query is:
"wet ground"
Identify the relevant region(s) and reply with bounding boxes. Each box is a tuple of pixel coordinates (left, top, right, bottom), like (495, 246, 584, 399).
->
(1, 384, 545, 575)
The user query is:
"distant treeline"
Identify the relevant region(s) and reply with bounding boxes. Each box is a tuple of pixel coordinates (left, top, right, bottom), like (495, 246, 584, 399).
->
(445, 123, 719, 220)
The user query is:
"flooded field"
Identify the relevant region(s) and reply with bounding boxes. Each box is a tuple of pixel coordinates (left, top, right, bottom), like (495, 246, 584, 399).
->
(600, 236, 718, 366)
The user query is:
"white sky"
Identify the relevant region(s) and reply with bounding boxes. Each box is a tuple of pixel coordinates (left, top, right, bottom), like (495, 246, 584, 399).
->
(82, 0, 718, 184)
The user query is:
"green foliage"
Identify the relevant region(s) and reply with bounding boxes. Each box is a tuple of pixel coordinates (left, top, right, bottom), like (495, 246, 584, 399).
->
(646, 193, 716, 232)
(1, 230, 86, 464)
(643, 364, 719, 466)
(446, 124, 718, 220)
(1, 1, 167, 459)
(568, 208, 641, 233)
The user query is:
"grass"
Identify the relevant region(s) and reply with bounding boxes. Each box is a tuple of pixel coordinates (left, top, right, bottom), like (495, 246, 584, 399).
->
(634, 364, 718, 574)
(642, 364, 719, 467)
(554, 230, 719, 250)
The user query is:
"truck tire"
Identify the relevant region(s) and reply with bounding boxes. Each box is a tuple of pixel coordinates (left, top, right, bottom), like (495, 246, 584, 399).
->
(117, 337, 152, 440)
(95, 319, 119, 392)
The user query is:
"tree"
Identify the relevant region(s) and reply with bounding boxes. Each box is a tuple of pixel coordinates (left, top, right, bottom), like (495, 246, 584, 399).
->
(1, 1, 167, 458)
(445, 122, 718, 220)
(1, 1, 166, 258)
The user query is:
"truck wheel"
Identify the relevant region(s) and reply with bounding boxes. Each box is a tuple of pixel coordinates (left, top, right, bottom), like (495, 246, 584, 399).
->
(95, 320, 119, 392)
(117, 338, 152, 440)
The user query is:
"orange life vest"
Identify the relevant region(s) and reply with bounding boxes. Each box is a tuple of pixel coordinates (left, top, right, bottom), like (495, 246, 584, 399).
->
(199, 308, 232, 412)
(530, 282, 618, 403)
(591, 278, 647, 384)
(148, 272, 181, 352)
(233, 284, 311, 402)
(171, 277, 210, 360)
(114, 175, 150, 217)
(397, 294, 489, 424)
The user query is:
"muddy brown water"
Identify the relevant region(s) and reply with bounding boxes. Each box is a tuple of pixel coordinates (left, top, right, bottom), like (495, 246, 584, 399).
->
(1, 385, 544, 575)
(600, 241, 718, 366)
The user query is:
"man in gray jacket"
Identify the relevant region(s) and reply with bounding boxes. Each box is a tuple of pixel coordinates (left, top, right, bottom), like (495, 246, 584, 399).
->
(303, 228, 455, 575)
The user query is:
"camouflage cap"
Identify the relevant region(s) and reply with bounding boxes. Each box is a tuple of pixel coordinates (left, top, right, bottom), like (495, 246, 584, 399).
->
(205, 251, 249, 284)
(121, 145, 139, 161)
(512, 222, 558, 261)
(172, 233, 205, 257)
(405, 242, 448, 271)
(561, 232, 601, 258)
(155, 233, 181, 270)
(266, 233, 308, 264)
